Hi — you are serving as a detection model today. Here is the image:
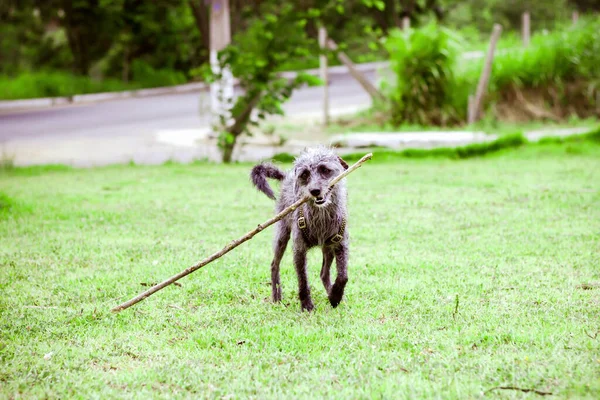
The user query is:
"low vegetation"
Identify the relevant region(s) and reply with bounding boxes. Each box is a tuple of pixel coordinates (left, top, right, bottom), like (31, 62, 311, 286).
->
(0, 63, 187, 100)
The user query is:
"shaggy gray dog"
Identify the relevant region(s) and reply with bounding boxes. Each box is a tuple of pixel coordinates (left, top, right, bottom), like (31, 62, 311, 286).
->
(251, 147, 350, 311)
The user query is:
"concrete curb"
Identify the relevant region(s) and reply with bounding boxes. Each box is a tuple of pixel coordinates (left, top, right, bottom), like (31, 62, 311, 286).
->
(0, 82, 210, 111)
(329, 127, 592, 150)
(330, 131, 493, 149)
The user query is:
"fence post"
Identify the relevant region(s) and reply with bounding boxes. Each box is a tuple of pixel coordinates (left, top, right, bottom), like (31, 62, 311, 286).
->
(572, 11, 579, 25)
(469, 24, 503, 125)
(522, 11, 530, 47)
(319, 26, 329, 126)
(467, 95, 475, 125)
(402, 17, 410, 31)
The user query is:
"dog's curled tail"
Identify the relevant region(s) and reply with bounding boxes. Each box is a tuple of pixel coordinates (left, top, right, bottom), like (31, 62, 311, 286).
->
(251, 163, 285, 200)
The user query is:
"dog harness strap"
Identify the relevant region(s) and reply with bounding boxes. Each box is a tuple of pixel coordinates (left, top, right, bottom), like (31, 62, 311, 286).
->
(327, 217, 345, 245)
(297, 206, 345, 246)
(297, 206, 311, 244)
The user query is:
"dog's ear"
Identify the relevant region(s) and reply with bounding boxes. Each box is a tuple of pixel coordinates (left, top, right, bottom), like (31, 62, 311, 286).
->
(337, 156, 349, 170)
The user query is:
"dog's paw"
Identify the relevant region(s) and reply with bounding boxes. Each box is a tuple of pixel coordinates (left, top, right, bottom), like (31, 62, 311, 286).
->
(301, 299, 315, 312)
(329, 296, 342, 308)
(272, 286, 282, 302)
(328, 285, 344, 308)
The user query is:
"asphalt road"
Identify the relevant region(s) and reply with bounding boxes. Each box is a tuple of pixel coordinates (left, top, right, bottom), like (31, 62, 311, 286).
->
(0, 53, 495, 165)
(0, 71, 376, 142)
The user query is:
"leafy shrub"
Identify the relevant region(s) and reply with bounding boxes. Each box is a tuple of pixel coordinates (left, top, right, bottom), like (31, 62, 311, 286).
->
(0, 71, 135, 100)
(0, 66, 187, 100)
(383, 22, 462, 126)
(131, 60, 187, 88)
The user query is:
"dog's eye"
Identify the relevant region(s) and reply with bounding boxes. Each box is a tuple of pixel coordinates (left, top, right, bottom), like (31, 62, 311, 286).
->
(299, 170, 310, 180)
(318, 166, 330, 175)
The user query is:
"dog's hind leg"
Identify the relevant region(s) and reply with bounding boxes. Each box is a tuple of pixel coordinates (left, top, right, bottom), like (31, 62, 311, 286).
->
(329, 244, 349, 308)
(271, 221, 290, 302)
(320, 247, 334, 295)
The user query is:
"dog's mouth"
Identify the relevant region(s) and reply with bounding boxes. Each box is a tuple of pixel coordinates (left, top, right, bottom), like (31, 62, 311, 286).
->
(314, 196, 326, 205)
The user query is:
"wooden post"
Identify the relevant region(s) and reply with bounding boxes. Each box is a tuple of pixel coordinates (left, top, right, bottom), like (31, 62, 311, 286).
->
(319, 26, 329, 126)
(209, 0, 233, 127)
(326, 39, 384, 103)
(522, 11, 530, 47)
(402, 17, 410, 31)
(469, 24, 503, 125)
(467, 95, 474, 125)
(572, 11, 579, 24)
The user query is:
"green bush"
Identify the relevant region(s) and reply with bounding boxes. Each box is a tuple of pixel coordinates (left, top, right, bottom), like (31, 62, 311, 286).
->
(0, 72, 133, 100)
(131, 60, 187, 88)
(0, 66, 187, 100)
(383, 22, 462, 126)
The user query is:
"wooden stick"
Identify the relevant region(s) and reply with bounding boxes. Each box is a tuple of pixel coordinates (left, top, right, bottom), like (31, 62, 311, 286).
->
(111, 153, 373, 313)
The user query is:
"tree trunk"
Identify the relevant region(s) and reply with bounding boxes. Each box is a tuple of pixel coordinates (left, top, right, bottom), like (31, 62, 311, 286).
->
(221, 141, 235, 163)
(387, 0, 400, 28)
(426, 0, 446, 21)
(62, 2, 90, 75)
(221, 92, 262, 163)
(400, 0, 416, 20)
(122, 45, 130, 83)
(188, 0, 210, 65)
(372, 9, 389, 34)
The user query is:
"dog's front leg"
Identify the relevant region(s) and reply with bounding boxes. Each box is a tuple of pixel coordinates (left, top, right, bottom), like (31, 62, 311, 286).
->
(320, 247, 334, 294)
(271, 221, 290, 302)
(329, 244, 349, 308)
(293, 242, 314, 312)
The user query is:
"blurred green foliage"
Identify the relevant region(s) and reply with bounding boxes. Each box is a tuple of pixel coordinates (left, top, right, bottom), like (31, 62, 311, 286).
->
(1, 1, 592, 87)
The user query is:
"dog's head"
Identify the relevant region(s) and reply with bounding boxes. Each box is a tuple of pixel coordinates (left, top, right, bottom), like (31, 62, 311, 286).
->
(293, 146, 348, 207)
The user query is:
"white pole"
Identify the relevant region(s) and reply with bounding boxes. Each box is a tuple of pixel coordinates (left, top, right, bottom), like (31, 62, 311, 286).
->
(319, 26, 329, 126)
(209, 0, 234, 128)
(522, 11, 530, 47)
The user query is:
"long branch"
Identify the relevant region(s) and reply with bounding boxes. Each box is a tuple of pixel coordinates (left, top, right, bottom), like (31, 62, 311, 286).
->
(111, 153, 373, 313)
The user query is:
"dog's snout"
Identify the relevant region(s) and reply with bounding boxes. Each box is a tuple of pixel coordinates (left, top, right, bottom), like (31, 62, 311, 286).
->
(310, 189, 321, 197)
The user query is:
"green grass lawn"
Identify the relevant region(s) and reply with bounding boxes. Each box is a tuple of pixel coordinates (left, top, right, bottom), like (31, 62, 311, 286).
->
(1, 142, 599, 398)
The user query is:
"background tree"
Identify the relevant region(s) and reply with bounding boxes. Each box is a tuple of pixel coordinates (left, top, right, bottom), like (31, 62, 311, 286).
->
(205, 3, 321, 162)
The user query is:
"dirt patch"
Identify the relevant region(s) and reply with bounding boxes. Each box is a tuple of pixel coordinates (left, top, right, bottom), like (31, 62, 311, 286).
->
(493, 82, 599, 123)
